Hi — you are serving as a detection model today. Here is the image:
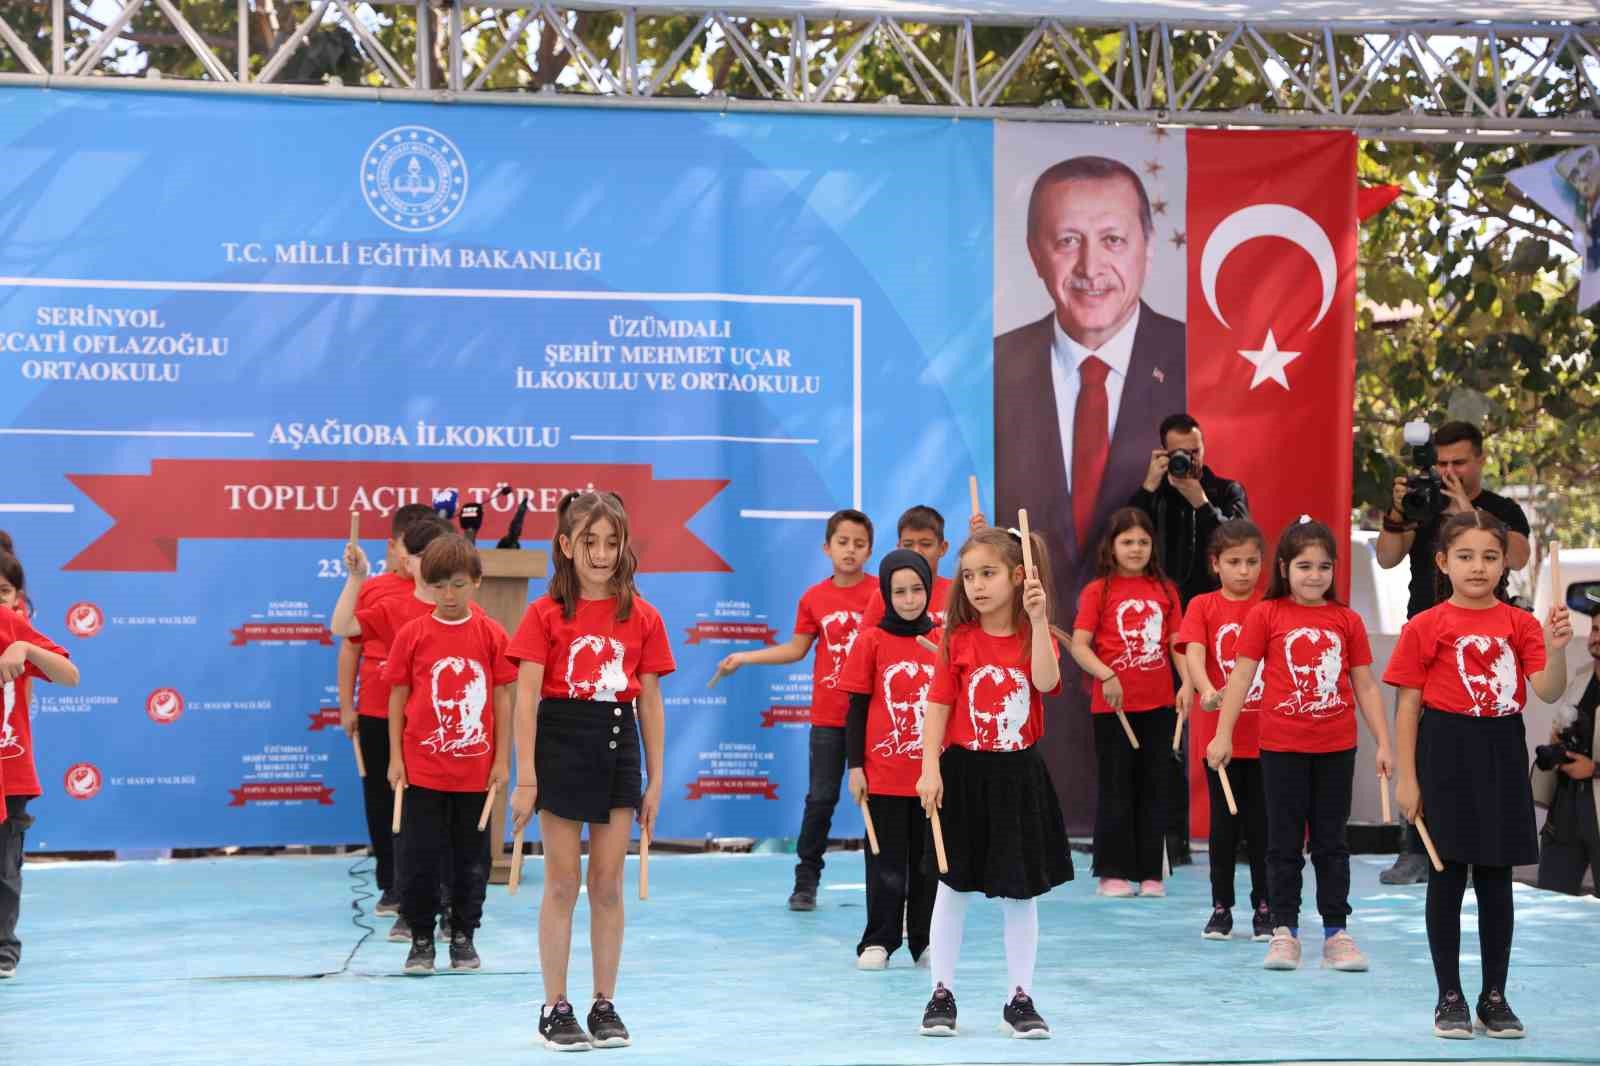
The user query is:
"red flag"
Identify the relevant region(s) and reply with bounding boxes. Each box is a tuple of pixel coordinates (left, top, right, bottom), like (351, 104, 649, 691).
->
(1358, 183, 1402, 223)
(1186, 130, 1357, 835)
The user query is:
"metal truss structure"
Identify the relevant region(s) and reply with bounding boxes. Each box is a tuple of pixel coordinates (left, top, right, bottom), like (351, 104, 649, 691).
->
(0, 1, 1596, 141)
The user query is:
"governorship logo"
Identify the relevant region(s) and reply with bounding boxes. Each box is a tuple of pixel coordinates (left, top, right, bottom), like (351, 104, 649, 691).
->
(360, 126, 468, 232)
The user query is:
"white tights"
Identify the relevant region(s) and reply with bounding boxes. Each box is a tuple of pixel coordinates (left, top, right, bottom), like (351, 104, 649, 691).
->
(928, 881, 1038, 997)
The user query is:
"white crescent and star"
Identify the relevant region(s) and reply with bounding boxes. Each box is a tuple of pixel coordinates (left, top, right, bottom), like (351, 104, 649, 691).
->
(1198, 203, 1338, 391)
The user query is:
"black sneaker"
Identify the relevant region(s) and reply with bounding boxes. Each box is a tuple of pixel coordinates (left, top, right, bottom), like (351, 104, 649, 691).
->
(1379, 852, 1430, 885)
(1002, 988, 1050, 1039)
(404, 934, 435, 975)
(387, 916, 413, 943)
(540, 999, 592, 1051)
(1203, 906, 1233, 940)
(1476, 990, 1525, 1039)
(787, 887, 817, 912)
(448, 930, 480, 971)
(920, 983, 957, 1037)
(1251, 904, 1273, 942)
(374, 889, 401, 917)
(0, 958, 15, 979)
(587, 997, 632, 1049)
(1433, 991, 1472, 1039)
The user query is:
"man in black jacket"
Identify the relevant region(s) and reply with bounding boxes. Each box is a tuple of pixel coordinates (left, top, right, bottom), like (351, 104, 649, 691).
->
(1129, 412, 1250, 865)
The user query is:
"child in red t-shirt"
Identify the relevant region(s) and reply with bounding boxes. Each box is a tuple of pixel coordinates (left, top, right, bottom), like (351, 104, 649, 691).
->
(0, 552, 80, 979)
(384, 534, 515, 976)
(1384, 510, 1571, 1039)
(717, 508, 875, 910)
(840, 549, 940, 971)
(333, 512, 454, 942)
(1177, 519, 1271, 941)
(329, 503, 437, 919)
(1069, 507, 1184, 899)
(507, 491, 675, 1051)
(1206, 517, 1393, 974)
(915, 527, 1071, 1040)
(861, 507, 955, 627)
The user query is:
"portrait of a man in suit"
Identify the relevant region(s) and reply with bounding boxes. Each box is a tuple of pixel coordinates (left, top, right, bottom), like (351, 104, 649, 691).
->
(994, 154, 1186, 832)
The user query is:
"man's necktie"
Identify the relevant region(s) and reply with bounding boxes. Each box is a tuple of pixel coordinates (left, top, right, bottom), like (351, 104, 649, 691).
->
(1072, 355, 1111, 546)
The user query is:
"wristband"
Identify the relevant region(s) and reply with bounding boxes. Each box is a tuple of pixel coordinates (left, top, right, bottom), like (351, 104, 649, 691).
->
(1382, 514, 1417, 534)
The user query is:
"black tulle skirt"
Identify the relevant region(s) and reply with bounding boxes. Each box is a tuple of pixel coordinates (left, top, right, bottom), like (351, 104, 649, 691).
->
(923, 744, 1074, 899)
(1417, 707, 1538, 868)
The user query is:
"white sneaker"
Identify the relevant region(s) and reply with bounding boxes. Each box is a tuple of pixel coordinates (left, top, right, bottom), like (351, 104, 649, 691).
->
(856, 946, 889, 970)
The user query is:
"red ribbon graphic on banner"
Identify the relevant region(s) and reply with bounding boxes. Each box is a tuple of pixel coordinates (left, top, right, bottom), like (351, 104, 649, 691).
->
(232, 623, 334, 646)
(684, 775, 779, 800)
(65, 460, 728, 573)
(684, 622, 778, 646)
(307, 707, 342, 731)
(227, 781, 336, 806)
(759, 705, 810, 727)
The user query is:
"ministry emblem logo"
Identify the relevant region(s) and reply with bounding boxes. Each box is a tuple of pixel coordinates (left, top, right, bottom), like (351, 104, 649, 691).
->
(361, 125, 468, 232)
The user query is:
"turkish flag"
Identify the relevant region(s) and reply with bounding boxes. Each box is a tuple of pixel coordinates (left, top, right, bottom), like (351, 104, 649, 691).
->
(1185, 130, 1357, 835)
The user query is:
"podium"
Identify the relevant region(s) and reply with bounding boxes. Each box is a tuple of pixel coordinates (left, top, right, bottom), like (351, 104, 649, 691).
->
(476, 547, 548, 883)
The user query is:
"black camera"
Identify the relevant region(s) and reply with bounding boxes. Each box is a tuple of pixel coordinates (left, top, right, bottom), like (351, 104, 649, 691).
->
(1535, 723, 1587, 772)
(1399, 420, 1445, 524)
(1167, 448, 1198, 479)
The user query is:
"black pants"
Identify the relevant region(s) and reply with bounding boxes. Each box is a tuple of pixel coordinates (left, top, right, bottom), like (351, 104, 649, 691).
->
(1537, 780, 1600, 897)
(1427, 861, 1513, 998)
(399, 785, 490, 937)
(1206, 759, 1267, 910)
(1168, 715, 1191, 861)
(1091, 708, 1174, 882)
(795, 725, 846, 889)
(0, 796, 31, 966)
(1259, 748, 1355, 931)
(858, 794, 936, 960)
(357, 716, 397, 893)
(1538, 835, 1600, 897)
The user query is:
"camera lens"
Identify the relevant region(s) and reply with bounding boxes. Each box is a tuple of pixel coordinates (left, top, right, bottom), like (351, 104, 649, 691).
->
(1168, 451, 1193, 478)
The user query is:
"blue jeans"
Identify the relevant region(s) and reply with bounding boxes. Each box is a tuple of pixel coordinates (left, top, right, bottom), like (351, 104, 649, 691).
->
(794, 726, 846, 890)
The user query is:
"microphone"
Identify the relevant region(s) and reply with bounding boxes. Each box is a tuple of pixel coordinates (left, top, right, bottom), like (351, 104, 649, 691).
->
(458, 502, 484, 539)
(497, 497, 530, 550)
(431, 488, 459, 521)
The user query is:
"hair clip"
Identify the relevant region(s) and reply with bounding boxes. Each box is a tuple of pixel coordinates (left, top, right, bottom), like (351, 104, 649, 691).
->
(1004, 527, 1023, 540)
(1297, 514, 1313, 525)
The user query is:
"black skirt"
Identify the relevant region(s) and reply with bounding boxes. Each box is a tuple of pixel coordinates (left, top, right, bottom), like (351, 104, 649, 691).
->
(1417, 707, 1538, 868)
(534, 698, 643, 825)
(923, 744, 1074, 900)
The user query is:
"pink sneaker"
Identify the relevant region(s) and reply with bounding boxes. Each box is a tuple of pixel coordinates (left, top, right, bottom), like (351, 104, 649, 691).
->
(1138, 880, 1165, 897)
(1263, 928, 1301, 970)
(1096, 878, 1135, 898)
(1322, 931, 1369, 972)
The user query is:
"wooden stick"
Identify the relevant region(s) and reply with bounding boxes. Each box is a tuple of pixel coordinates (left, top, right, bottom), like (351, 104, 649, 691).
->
(968, 475, 981, 518)
(916, 635, 939, 654)
(859, 796, 880, 855)
(1116, 709, 1140, 749)
(348, 509, 361, 546)
(391, 782, 404, 835)
(1018, 508, 1035, 575)
(1217, 764, 1238, 815)
(1379, 773, 1393, 824)
(638, 830, 651, 901)
(1172, 714, 1183, 752)
(477, 781, 498, 831)
(929, 808, 949, 874)
(1049, 624, 1072, 645)
(1414, 815, 1445, 872)
(1550, 541, 1563, 607)
(351, 733, 366, 778)
(507, 826, 525, 895)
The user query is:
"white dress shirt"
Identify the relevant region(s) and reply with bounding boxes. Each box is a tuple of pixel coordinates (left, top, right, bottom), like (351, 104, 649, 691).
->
(1049, 305, 1141, 491)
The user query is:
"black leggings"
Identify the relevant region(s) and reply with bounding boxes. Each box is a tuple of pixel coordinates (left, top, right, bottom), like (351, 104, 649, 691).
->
(1426, 861, 1513, 999)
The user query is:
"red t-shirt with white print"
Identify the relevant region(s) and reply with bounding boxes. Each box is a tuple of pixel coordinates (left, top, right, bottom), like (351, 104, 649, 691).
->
(929, 624, 1060, 752)
(507, 595, 676, 704)
(1176, 591, 1264, 759)
(838, 627, 940, 796)
(794, 577, 876, 727)
(351, 571, 417, 718)
(1382, 601, 1545, 718)
(0, 608, 71, 797)
(1073, 575, 1181, 714)
(383, 612, 517, 792)
(1236, 599, 1372, 754)
(861, 576, 955, 629)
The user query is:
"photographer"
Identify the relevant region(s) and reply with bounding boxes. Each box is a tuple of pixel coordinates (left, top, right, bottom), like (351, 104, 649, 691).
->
(1376, 420, 1531, 884)
(1536, 625, 1600, 897)
(1130, 414, 1250, 606)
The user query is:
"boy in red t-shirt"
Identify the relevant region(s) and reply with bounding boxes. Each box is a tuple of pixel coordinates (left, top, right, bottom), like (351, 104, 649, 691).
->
(717, 508, 875, 910)
(329, 503, 437, 918)
(861, 507, 955, 627)
(384, 535, 516, 975)
(0, 553, 80, 979)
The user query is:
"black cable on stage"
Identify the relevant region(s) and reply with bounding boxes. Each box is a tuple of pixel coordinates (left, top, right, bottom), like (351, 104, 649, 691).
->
(339, 854, 379, 975)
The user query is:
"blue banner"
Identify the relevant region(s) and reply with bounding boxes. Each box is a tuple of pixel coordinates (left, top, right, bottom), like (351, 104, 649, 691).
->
(0, 88, 991, 849)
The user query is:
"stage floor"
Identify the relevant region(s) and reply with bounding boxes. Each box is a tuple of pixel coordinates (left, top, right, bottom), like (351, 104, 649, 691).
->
(2, 848, 1596, 1065)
